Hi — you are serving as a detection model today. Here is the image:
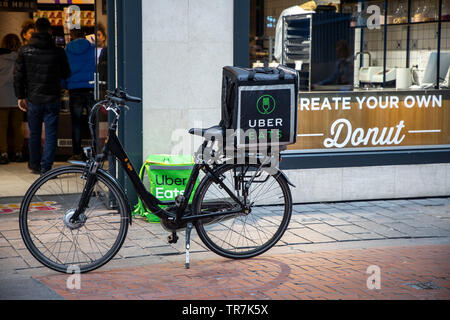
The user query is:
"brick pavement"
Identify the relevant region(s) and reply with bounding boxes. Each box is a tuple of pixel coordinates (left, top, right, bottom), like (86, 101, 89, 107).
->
(1, 196, 449, 299)
(36, 244, 450, 300)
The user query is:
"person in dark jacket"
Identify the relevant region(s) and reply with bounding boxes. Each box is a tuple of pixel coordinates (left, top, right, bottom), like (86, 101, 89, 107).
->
(14, 18, 71, 174)
(63, 28, 95, 161)
(0, 34, 24, 164)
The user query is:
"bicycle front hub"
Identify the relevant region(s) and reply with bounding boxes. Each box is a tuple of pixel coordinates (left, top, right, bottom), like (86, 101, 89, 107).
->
(63, 209, 87, 230)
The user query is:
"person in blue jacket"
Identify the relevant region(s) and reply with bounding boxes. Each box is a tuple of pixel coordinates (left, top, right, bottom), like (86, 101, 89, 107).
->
(63, 28, 95, 161)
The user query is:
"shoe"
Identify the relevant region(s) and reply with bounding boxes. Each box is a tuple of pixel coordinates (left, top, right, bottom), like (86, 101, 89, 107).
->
(41, 168, 57, 179)
(29, 163, 41, 174)
(12, 152, 26, 162)
(0, 153, 9, 164)
(40, 168, 50, 176)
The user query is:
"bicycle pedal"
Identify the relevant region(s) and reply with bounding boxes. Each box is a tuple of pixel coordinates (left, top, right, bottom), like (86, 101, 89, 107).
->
(175, 195, 185, 207)
(167, 232, 178, 244)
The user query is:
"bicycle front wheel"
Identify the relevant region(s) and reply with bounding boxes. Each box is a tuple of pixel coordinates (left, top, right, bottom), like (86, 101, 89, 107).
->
(19, 165, 129, 273)
(194, 164, 292, 259)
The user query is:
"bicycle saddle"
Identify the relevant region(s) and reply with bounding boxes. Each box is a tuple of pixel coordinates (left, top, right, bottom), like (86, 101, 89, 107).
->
(188, 125, 224, 138)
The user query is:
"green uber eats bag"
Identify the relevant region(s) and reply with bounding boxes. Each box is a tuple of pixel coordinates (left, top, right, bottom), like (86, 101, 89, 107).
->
(133, 154, 198, 223)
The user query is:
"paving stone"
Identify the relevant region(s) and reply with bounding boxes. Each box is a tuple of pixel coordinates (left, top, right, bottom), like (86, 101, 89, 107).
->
(307, 224, 359, 241)
(0, 246, 19, 258)
(329, 202, 355, 210)
(0, 257, 28, 270)
(326, 212, 371, 222)
(293, 215, 322, 225)
(15, 249, 43, 268)
(365, 215, 397, 224)
(335, 225, 370, 234)
(352, 221, 409, 238)
(410, 198, 445, 206)
(370, 200, 401, 208)
(295, 228, 335, 243)
(318, 208, 345, 214)
(0, 230, 21, 240)
(353, 232, 386, 240)
(118, 246, 165, 258)
(0, 278, 63, 300)
(7, 239, 26, 250)
(287, 220, 306, 229)
(133, 238, 169, 249)
(304, 213, 341, 223)
(280, 230, 312, 244)
(307, 203, 333, 209)
(0, 237, 9, 247)
(323, 219, 352, 226)
(387, 200, 415, 206)
(0, 219, 20, 231)
(389, 223, 450, 238)
(346, 201, 374, 207)
(292, 205, 315, 213)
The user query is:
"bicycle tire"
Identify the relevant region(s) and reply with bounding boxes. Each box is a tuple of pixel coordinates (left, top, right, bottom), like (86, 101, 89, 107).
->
(193, 164, 292, 259)
(19, 165, 129, 273)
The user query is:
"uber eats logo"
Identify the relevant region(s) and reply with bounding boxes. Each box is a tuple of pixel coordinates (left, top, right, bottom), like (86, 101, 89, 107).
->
(256, 94, 276, 115)
(155, 174, 187, 199)
(249, 93, 283, 129)
(248, 94, 283, 141)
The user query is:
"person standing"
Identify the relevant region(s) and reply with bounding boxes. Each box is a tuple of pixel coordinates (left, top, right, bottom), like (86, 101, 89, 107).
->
(63, 28, 95, 161)
(20, 20, 35, 46)
(96, 23, 107, 62)
(0, 34, 25, 164)
(14, 18, 71, 174)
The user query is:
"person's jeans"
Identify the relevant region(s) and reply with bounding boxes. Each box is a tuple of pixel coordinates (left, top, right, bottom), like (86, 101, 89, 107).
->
(69, 91, 94, 155)
(27, 101, 60, 171)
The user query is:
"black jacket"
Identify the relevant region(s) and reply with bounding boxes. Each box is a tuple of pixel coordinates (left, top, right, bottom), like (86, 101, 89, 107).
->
(14, 32, 71, 104)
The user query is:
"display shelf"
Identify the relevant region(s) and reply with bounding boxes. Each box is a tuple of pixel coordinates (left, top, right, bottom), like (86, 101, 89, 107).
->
(350, 19, 449, 28)
(342, 0, 447, 89)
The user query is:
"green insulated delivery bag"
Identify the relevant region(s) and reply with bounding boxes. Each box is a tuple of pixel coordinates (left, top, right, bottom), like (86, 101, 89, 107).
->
(133, 154, 198, 223)
(220, 65, 299, 149)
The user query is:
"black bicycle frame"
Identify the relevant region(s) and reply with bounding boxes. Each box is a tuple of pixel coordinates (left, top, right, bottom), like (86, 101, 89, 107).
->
(68, 96, 245, 230)
(103, 128, 247, 224)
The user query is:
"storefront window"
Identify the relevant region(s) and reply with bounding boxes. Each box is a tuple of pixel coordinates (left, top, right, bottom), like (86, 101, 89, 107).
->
(249, 0, 450, 154)
(0, 0, 108, 159)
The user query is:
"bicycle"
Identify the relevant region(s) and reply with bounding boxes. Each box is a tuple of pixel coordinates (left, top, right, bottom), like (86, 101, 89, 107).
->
(19, 88, 294, 273)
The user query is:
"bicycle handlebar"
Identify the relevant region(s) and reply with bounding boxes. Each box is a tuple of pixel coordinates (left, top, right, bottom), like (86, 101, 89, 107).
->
(105, 88, 142, 105)
(87, 88, 141, 157)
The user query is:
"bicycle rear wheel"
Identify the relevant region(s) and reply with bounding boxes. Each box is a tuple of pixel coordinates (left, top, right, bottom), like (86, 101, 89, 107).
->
(194, 164, 292, 259)
(19, 165, 129, 273)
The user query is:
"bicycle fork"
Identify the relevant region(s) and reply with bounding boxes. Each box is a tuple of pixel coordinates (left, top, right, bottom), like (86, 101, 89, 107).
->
(69, 160, 99, 225)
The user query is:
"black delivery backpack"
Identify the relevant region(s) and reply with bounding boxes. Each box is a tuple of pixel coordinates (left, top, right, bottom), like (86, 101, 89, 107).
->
(220, 66, 299, 150)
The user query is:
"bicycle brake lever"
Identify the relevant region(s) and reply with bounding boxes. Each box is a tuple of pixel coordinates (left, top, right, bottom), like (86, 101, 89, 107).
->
(106, 104, 119, 117)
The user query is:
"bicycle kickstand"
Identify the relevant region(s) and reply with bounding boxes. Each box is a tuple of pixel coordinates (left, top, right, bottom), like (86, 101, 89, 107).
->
(185, 222, 193, 269)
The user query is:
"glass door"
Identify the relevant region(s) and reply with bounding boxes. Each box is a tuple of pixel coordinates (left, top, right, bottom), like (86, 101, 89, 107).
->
(94, 0, 108, 101)
(93, 0, 109, 151)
